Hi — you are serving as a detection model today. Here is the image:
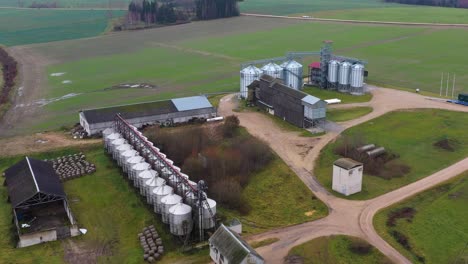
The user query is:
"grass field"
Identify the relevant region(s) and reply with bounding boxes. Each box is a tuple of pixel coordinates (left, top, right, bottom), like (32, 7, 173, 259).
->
(301, 6, 468, 24)
(327, 107, 373, 122)
(239, 0, 397, 15)
(374, 171, 468, 264)
(303, 86, 372, 104)
(287, 235, 391, 264)
(315, 109, 468, 200)
(0, 9, 124, 46)
(0, 0, 128, 8)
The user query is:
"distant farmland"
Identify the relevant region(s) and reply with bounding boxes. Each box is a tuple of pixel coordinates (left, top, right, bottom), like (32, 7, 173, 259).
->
(0, 9, 125, 46)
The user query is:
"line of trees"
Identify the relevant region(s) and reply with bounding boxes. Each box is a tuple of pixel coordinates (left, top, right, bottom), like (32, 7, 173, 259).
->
(0, 48, 18, 107)
(196, 0, 240, 20)
(384, 0, 468, 8)
(127, 0, 187, 25)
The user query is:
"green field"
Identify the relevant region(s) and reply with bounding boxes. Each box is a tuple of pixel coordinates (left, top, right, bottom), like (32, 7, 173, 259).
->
(304, 86, 372, 104)
(0, 0, 128, 8)
(302, 6, 468, 24)
(0, 9, 124, 46)
(374, 171, 468, 264)
(239, 0, 397, 15)
(327, 107, 373, 122)
(287, 235, 391, 264)
(315, 109, 468, 200)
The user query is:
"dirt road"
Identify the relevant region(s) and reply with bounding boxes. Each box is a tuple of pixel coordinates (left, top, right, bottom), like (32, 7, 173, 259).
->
(218, 87, 468, 263)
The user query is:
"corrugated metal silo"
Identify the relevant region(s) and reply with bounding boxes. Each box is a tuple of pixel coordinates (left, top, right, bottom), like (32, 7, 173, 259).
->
(120, 149, 137, 168)
(131, 162, 151, 187)
(144, 176, 166, 204)
(184, 190, 198, 206)
(115, 143, 132, 162)
(338, 61, 351, 91)
(169, 203, 193, 236)
(110, 138, 126, 158)
(125, 155, 144, 176)
(283, 60, 303, 90)
(327, 60, 339, 84)
(240, 65, 262, 99)
(261, 62, 283, 79)
(137, 169, 157, 195)
(350, 63, 365, 94)
(200, 198, 217, 229)
(105, 133, 121, 153)
(153, 184, 173, 213)
(161, 193, 182, 224)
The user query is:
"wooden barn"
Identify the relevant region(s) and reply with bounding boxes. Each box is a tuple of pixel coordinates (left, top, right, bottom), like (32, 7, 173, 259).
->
(249, 74, 327, 128)
(3, 157, 80, 248)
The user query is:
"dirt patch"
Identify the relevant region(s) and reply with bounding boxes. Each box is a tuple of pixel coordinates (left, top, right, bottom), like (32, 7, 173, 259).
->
(284, 254, 304, 264)
(433, 138, 459, 152)
(0, 132, 100, 157)
(104, 83, 157, 90)
(304, 210, 316, 217)
(63, 239, 113, 264)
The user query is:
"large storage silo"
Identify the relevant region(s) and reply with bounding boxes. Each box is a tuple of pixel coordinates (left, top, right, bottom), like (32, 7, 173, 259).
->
(161, 193, 182, 224)
(169, 203, 193, 236)
(161, 167, 173, 180)
(137, 169, 157, 195)
(102, 128, 115, 141)
(153, 185, 174, 214)
(144, 176, 166, 204)
(261, 62, 283, 79)
(240, 65, 262, 99)
(185, 190, 198, 206)
(110, 138, 126, 158)
(125, 155, 143, 175)
(199, 198, 217, 229)
(327, 60, 339, 89)
(120, 149, 137, 168)
(350, 63, 365, 94)
(115, 143, 132, 162)
(105, 133, 121, 153)
(283, 60, 303, 90)
(338, 61, 352, 92)
(131, 162, 151, 186)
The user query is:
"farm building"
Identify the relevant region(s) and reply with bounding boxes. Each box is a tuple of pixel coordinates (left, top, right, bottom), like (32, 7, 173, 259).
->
(249, 74, 327, 128)
(3, 157, 80, 248)
(209, 224, 264, 264)
(332, 158, 363, 196)
(79, 95, 217, 135)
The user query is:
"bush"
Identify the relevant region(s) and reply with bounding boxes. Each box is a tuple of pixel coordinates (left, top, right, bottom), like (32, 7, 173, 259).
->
(348, 239, 372, 255)
(391, 230, 411, 250)
(222, 115, 240, 138)
(386, 207, 416, 227)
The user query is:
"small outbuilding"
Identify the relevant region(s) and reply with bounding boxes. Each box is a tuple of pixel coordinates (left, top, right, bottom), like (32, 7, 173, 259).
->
(3, 157, 80, 248)
(209, 224, 264, 264)
(332, 158, 363, 196)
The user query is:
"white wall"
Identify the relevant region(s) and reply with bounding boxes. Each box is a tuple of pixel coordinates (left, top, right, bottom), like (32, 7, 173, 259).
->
(332, 165, 363, 196)
(18, 230, 57, 248)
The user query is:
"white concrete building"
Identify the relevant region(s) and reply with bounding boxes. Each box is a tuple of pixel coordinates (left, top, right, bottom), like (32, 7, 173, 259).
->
(209, 224, 264, 264)
(332, 158, 363, 196)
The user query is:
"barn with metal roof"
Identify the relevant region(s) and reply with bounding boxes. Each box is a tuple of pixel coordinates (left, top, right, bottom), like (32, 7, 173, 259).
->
(3, 157, 80, 247)
(249, 74, 326, 128)
(79, 95, 217, 135)
(209, 224, 264, 264)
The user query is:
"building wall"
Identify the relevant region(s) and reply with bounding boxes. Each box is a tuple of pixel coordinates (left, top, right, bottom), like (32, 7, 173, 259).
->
(332, 165, 363, 196)
(242, 254, 264, 264)
(18, 229, 57, 248)
(210, 245, 232, 264)
(83, 108, 216, 135)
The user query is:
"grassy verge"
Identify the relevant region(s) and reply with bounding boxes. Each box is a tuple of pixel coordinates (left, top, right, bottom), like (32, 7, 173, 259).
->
(0, 145, 209, 263)
(251, 238, 279, 249)
(374, 171, 468, 264)
(315, 109, 468, 200)
(303, 86, 373, 104)
(219, 157, 328, 235)
(327, 107, 373, 122)
(287, 235, 391, 264)
(208, 94, 228, 109)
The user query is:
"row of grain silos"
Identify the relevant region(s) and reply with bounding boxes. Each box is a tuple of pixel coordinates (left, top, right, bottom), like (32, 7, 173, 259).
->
(327, 60, 365, 94)
(240, 60, 304, 98)
(102, 127, 217, 239)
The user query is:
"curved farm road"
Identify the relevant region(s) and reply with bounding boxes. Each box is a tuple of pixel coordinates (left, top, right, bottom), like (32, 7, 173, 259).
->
(218, 87, 468, 263)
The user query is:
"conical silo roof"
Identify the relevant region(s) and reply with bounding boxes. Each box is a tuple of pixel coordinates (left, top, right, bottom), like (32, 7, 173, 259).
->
(169, 203, 192, 215)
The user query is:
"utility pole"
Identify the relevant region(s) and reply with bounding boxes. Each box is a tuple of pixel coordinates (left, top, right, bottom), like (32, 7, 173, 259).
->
(452, 74, 456, 99)
(440, 72, 443, 97)
(446, 72, 449, 97)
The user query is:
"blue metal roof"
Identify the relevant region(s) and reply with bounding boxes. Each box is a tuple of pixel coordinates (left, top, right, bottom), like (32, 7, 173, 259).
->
(171, 96, 213, 112)
(301, 95, 321, 105)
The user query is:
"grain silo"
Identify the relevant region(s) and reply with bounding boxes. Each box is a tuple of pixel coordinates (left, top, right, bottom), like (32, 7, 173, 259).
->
(144, 176, 166, 204)
(338, 61, 351, 92)
(199, 198, 217, 229)
(184, 190, 198, 206)
(137, 169, 158, 195)
(327, 60, 339, 89)
(161, 193, 182, 224)
(350, 63, 365, 94)
(114, 143, 132, 162)
(169, 203, 193, 236)
(105, 133, 121, 153)
(283, 60, 303, 90)
(119, 149, 138, 168)
(153, 184, 174, 214)
(131, 162, 151, 187)
(102, 127, 115, 140)
(240, 65, 262, 99)
(110, 138, 126, 158)
(261, 62, 283, 79)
